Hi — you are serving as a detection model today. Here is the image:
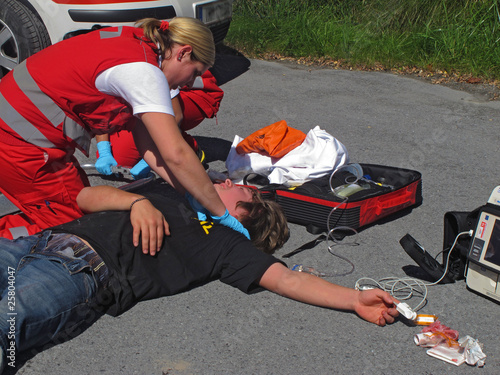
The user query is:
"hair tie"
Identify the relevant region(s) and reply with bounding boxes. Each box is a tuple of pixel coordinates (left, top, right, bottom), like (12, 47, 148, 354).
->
(159, 20, 169, 31)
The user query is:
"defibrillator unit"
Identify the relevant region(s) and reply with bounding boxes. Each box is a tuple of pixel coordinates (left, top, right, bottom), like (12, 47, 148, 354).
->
(466, 186, 500, 302)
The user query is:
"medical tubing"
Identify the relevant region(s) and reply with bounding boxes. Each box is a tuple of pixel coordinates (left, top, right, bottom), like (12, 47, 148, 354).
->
(291, 264, 326, 277)
(325, 226, 358, 276)
(318, 167, 360, 277)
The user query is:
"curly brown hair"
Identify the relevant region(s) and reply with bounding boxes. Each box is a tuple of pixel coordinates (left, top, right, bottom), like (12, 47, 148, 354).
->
(237, 189, 290, 254)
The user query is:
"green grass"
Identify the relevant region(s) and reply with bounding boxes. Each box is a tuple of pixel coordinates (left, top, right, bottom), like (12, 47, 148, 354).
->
(225, 0, 500, 81)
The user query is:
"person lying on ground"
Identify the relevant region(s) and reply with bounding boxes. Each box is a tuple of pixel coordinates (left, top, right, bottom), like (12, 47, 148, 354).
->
(0, 182, 399, 372)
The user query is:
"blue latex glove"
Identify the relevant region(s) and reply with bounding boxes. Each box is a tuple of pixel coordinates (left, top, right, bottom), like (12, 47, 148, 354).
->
(130, 159, 151, 180)
(185, 194, 250, 239)
(95, 141, 117, 175)
(212, 209, 251, 240)
(185, 192, 209, 221)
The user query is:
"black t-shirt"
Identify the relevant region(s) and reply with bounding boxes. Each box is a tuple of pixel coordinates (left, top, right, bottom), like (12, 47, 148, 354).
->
(51, 194, 281, 316)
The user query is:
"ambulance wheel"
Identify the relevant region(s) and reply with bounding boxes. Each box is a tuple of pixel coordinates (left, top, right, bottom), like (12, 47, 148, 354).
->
(0, 0, 51, 78)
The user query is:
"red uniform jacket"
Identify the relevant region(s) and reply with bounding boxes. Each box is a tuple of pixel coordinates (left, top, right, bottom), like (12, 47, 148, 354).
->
(0, 26, 159, 155)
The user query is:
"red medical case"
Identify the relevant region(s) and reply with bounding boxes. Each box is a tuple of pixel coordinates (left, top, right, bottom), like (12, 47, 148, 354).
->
(256, 163, 422, 233)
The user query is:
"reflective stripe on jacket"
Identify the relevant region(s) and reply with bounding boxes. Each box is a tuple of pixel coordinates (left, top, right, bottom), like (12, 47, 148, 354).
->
(0, 26, 159, 155)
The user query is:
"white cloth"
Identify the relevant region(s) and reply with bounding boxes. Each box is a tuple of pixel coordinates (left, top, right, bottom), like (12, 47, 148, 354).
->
(226, 126, 349, 186)
(95, 62, 177, 116)
(459, 336, 486, 367)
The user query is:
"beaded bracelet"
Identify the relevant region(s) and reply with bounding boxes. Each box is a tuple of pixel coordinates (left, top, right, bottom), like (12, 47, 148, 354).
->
(130, 197, 149, 210)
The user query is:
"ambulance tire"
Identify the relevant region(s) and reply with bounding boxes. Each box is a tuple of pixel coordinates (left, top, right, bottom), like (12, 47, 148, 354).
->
(0, 0, 51, 78)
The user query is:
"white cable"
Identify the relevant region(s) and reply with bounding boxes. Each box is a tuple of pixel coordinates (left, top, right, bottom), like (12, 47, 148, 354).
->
(426, 230, 472, 286)
(322, 168, 359, 276)
(355, 230, 473, 311)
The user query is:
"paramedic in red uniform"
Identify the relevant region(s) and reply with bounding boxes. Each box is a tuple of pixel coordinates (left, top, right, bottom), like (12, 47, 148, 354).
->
(94, 70, 224, 179)
(0, 17, 247, 242)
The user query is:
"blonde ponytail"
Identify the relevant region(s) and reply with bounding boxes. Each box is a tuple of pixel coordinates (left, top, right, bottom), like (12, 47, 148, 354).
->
(137, 17, 215, 66)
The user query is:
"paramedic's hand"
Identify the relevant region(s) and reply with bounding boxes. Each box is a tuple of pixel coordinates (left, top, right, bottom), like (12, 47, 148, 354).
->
(95, 141, 117, 175)
(185, 194, 250, 240)
(354, 289, 399, 327)
(130, 197, 170, 256)
(130, 159, 152, 180)
(185, 192, 209, 221)
(212, 209, 251, 240)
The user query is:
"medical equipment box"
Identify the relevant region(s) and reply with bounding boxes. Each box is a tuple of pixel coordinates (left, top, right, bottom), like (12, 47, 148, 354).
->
(257, 163, 422, 233)
(466, 186, 500, 302)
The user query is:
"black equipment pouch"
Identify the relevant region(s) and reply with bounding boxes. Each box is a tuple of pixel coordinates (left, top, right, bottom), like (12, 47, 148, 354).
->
(442, 207, 482, 281)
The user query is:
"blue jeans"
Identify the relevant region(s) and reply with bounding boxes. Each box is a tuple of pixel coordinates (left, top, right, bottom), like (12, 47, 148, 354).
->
(0, 231, 101, 371)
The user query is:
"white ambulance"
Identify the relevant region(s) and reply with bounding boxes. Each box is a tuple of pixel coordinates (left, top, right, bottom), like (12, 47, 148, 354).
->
(0, 0, 233, 77)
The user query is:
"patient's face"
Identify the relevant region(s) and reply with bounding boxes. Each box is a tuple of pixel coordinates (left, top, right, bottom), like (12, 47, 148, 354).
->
(214, 179, 254, 220)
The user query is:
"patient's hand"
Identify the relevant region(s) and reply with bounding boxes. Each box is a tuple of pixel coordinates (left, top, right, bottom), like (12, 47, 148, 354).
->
(354, 289, 399, 326)
(130, 199, 170, 256)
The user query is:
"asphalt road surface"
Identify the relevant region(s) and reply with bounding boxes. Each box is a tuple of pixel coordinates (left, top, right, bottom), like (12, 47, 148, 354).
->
(4, 50, 500, 375)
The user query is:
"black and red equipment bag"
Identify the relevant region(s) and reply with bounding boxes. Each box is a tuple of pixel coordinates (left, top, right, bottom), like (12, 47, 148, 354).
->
(254, 163, 422, 233)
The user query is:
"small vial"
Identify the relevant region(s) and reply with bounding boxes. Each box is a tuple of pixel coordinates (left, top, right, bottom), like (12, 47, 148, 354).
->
(291, 264, 326, 277)
(413, 314, 438, 326)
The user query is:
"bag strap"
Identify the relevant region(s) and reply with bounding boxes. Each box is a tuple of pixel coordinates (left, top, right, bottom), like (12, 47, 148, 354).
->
(442, 206, 482, 280)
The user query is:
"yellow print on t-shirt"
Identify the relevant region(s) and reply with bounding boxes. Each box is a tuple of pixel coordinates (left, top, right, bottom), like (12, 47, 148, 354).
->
(199, 220, 213, 234)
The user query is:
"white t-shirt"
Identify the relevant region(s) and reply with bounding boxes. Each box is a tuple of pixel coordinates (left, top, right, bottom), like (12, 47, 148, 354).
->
(95, 62, 179, 116)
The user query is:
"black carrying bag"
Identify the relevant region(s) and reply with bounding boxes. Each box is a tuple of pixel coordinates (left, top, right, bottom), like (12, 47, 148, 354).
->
(399, 206, 482, 284)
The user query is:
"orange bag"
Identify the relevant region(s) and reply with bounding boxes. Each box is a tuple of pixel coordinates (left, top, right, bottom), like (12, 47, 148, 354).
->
(235, 120, 307, 158)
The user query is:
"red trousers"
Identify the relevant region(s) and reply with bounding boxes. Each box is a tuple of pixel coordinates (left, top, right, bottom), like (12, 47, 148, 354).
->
(0, 141, 89, 239)
(108, 129, 200, 167)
